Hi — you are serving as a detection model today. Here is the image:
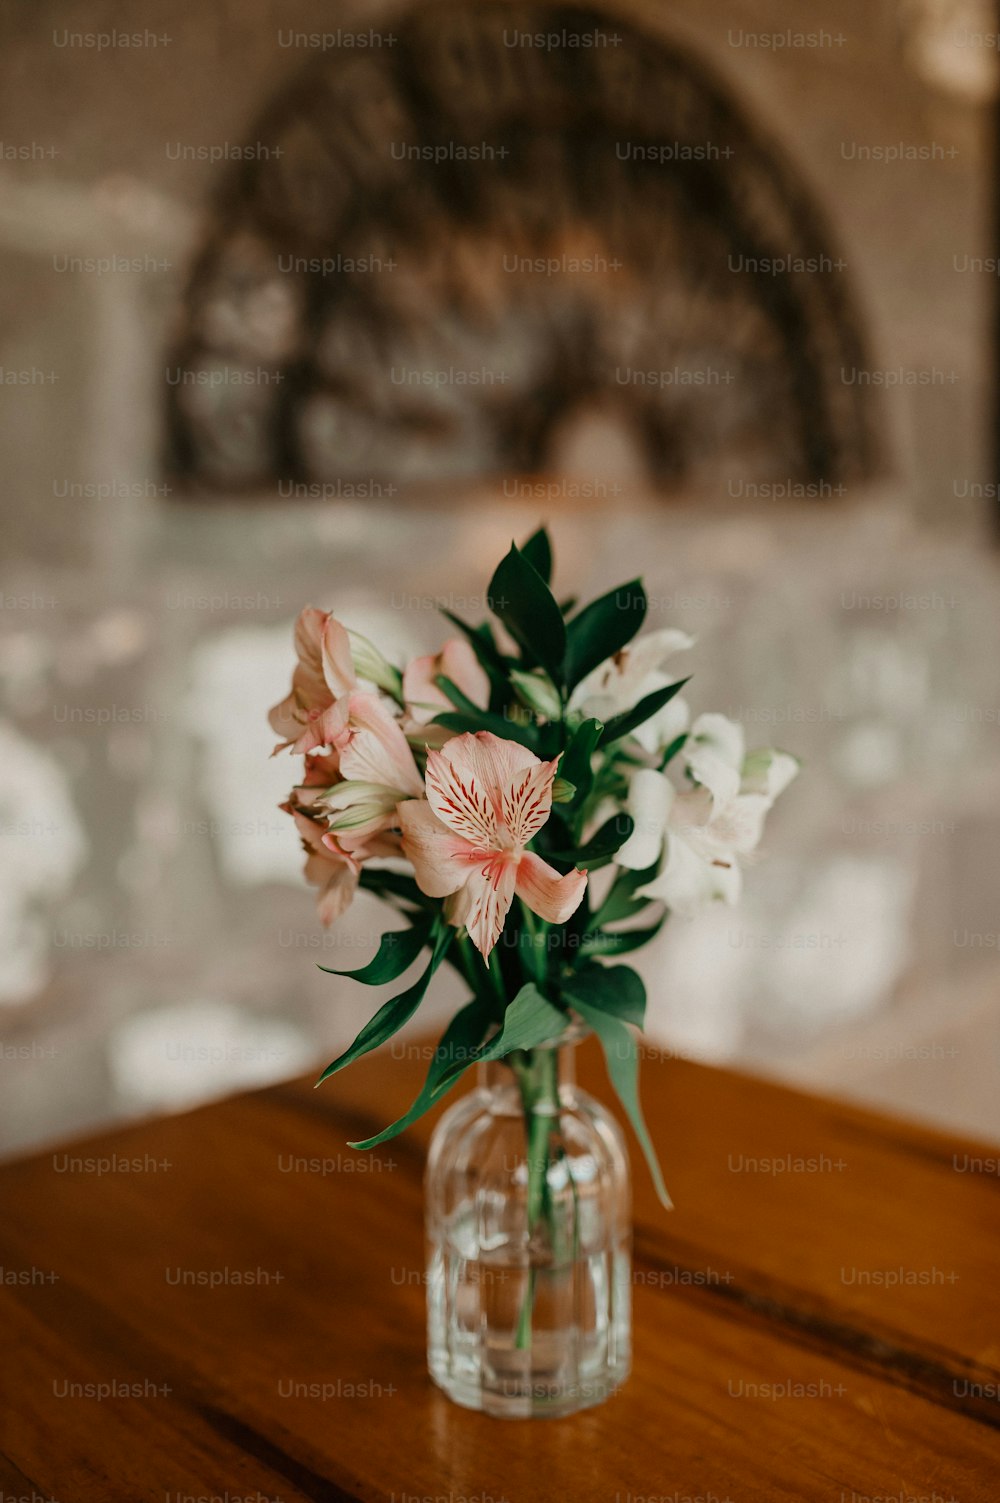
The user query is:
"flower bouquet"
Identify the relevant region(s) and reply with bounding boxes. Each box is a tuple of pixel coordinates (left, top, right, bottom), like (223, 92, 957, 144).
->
(270, 528, 797, 1417)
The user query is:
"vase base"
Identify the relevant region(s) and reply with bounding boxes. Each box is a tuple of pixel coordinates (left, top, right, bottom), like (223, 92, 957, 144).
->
(429, 1344, 630, 1419)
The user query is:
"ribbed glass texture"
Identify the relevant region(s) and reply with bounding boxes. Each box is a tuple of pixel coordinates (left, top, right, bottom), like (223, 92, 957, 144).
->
(425, 1038, 631, 1418)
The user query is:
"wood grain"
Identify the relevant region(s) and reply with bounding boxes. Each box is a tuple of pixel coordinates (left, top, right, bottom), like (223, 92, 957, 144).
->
(1, 1036, 998, 1501)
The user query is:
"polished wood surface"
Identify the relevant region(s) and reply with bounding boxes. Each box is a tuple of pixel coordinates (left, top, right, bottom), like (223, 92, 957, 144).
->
(2, 1035, 998, 1501)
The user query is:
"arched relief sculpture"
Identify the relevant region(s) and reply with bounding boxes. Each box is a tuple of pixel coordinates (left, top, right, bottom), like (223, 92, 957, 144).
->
(167, 1, 881, 496)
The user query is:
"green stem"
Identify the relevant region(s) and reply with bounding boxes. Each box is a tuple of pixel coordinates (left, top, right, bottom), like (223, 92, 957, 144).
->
(518, 901, 548, 986)
(454, 931, 480, 990)
(453, 931, 508, 1026)
(485, 944, 509, 1017)
(510, 1046, 560, 1352)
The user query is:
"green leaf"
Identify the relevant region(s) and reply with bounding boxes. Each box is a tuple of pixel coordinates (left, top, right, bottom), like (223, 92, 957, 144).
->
(488, 543, 567, 687)
(348, 996, 494, 1149)
(578, 916, 667, 959)
(315, 923, 452, 1085)
(431, 710, 539, 752)
(434, 675, 486, 717)
(564, 579, 646, 691)
(660, 732, 688, 769)
(590, 861, 659, 927)
(439, 609, 510, 684)
(318, 914, 433, 985)
(598, 678, 691, 747)
(358, 868, 429, 909)
(520, 526, 553, 584)
(439, 983, 567, 1085)
(545, 813, 635, 870)
(516, 924, 547, 987)
(478, 985, 568, 1060)
(559, 717, 603, 807)
(570, 996, 672, 1208)
(436, 673, 554, 742)
(564, 963, 647, 1027)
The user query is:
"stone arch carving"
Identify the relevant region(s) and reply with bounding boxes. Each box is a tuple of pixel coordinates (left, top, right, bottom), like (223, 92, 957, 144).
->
(167, 0, 881, 496)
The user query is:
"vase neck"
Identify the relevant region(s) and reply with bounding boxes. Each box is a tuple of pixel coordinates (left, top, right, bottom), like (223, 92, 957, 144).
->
(479, 1039, 577, 1103)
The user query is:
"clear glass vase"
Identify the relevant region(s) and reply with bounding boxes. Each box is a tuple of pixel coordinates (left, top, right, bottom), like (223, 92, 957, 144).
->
(425, 1029, 631, 1418)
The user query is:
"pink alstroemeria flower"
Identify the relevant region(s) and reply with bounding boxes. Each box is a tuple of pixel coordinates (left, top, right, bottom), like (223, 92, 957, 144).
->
(284, 805, 363, 927)
(291, 750, 343, 813)
(398, 731, 587, 959)
(285, 798, 404, 927)
(325, 692, 424, 798)
(269, 608, 357, 754)
(403, 638, 490, 732)
(290, 692, 424, 855)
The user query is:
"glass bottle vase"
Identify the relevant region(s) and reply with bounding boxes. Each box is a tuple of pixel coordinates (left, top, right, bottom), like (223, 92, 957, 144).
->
(425, 1031, 631, 1418)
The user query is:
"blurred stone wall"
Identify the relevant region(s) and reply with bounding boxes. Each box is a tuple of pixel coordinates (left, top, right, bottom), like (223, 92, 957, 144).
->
(0, 0, 998, 1156)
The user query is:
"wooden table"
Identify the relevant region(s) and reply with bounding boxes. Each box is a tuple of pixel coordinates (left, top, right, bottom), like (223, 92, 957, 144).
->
(2, 1036, 998, 1502)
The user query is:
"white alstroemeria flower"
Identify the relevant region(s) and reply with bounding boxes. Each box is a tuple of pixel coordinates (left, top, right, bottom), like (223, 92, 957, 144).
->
(682, 714, 799, 810)
(615, 767, 674, 872)
(569, 628, 694, 753)
(616, 743, 799, 916)
(741, 746, 801, 801)
(684, 712, 746, 808)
